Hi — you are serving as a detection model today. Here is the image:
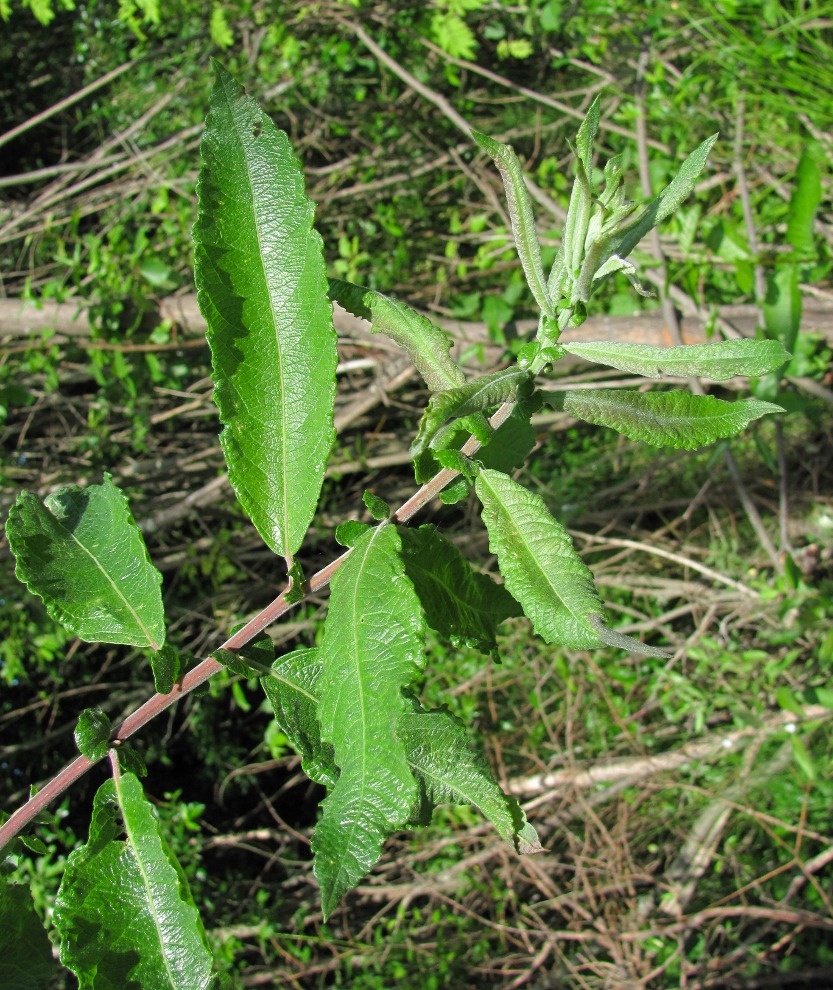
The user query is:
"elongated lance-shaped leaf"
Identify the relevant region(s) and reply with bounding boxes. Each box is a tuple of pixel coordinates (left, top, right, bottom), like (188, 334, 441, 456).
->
(194, 61, 337, 560)
(53, 773, 215, 990)
(606, 133, 718, 264)
(471, 131, 554, 317)
(313, 524, 425, 919)
(328, 278, 466, 390)
(398, 525, 521, 658)
(574, 95, 601, 173)
(0, 880, 58, 989)
(587, 614, 669, 659)
(399, 700, 542, 854)
(6, 475, 165, 649)
(411, 367, 532, 459)
(475, 469, 603, 649)
(549, 388, 784, 449)
(563, 338, 791, 381)
(260, 648, 338, 789)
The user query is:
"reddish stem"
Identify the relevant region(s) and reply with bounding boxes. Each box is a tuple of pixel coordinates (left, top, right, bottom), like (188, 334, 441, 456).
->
(0, 401, 514, 853)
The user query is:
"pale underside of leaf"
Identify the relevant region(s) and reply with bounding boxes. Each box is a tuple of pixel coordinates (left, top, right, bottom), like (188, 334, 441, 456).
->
(328, 278, 466, 391)
(475, 469, 603, 649)
(53, 775, 214, 990)
(5, 475, 165, 649)
(559, 388, 784, 449)
(312, 525, 425, 918)
(471, 131, 554, 317)
(563, 338, 791, 381)
(194, 62, 337, 559)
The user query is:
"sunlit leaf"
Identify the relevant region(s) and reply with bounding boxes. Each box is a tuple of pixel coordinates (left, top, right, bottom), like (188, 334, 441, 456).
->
(54, 773, 216, 989)
(75, 707, 112, 763)
(563, 338, 790, 381)
(328, 278, 466, 390)
(6, 475, 165, 649)
(312, 525, 425, 918)
(550, 389, 784, 449)
(194, 61, 337, 560)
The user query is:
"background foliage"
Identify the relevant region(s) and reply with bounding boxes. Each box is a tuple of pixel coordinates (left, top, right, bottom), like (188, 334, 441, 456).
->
(2, 0, 832, 986)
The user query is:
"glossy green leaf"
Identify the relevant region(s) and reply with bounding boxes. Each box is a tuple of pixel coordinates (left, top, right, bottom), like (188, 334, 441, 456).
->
(398, 524, 521, 658)
(608, 134, 718, 262)
(362, 490, 390, 521)
(552, 389, 784, 449)
(328, 278, 466, 390)
(0, 881, 57, 990)
(194, 61, 337, 560)
(399, 701, 542, 853)
(75, 707, 112, 762)
(312, 525, 425, 918)
(410, 367, 531, 459)
(260, 648, 338, 789)
(6, 475, 165, 649)
(471, 131, 554, 317)
(563, 338, 790, 381)
(475, 469, 603, 649)
(54, 773, 215, 990)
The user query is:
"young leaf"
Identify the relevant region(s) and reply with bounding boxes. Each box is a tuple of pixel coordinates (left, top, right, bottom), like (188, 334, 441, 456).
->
(398, 702, 542, 854)
(551, 389, 784, 449)
(6, 475, 165, 650)
(150, 643, 181, 694)
(75, 707, 112, 762)
(0, 880, 58, 989)
(194, 61, 337, 560)
(54, 773, 215, 990)
(410, 367, 532, 459)
(607, 134, 719, 263)
(471, 131, 554, 317)
(398, 524, 521, 658)
(260, 648, 338, 789)
(475, 469, 603, 649)
(328, 278, 467, 390)
(362, 490, 390, 521)
(313, 525, 425, 918)
(562, 338, 791, 381)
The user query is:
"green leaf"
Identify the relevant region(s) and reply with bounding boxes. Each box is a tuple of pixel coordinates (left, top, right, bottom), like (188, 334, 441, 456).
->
(478, 396, 540, 472)
(574, 95, 601, 174)
(785, 144, 823, 258)
(362, 490, 390, 521)
(410, 367, 531, 459)
(6, 475, 165, 649)
(194, 62, 337, 560)
(607, 134, 718, 263)
(335, 520, 371, 548)
(551, 389, 784, 449)
(75, 707, 112, 762)
(475, 469, 603, 649)
(562, 338, 791, 381)
(328, 279, 466, 391)
(260, 648, 338, 789)
(312, 525, 425, 918)
(150, 644, 180, 694)
(398, 525, 521, 658)
(471, 132, 554, 317)
(209, 4, 233, 48)
(54, 773, 215, 990)
(0, 880, 58, 990)
(763, 264, 802, 355)
(398, 702, 541, 853)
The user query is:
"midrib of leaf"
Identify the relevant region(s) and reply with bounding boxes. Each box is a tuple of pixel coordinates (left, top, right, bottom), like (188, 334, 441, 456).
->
(225, 84, 292, 560)
(64, 525, 158, 650)
(113, 770, 177, 989)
